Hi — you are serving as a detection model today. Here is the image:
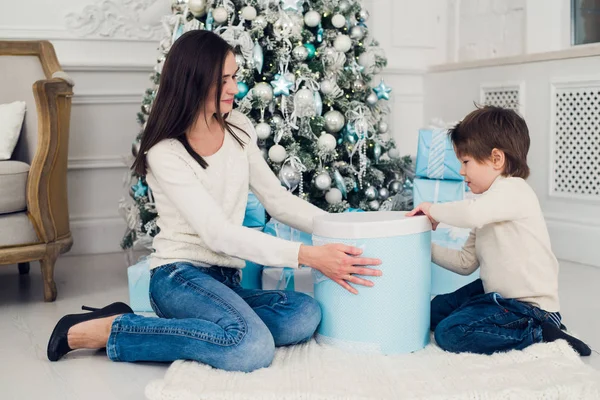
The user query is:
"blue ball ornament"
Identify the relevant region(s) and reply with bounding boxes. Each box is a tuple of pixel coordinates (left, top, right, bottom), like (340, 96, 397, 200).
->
(235, 82, 249, 99)
(304, 43, 316, 60)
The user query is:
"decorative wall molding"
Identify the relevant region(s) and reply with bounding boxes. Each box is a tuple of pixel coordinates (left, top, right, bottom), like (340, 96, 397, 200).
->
(72, 92, 143, 105)
(0, 27, 157, 42)
(63, 62, 154, 72)
(68, 156, 128, 170)
(430, 43, 600, 72)
(65, 0, 165, 41)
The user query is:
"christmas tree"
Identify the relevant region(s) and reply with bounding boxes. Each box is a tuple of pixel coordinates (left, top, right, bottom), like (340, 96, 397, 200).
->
(120, 0, 414, 251)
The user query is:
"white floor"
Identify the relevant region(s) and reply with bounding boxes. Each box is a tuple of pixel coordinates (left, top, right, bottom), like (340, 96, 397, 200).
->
(0, 253, 598, 400)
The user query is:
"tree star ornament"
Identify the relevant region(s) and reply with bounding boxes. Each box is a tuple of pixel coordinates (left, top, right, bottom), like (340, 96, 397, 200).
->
(271, 74, 294, 96)
(373, 79, 392, 100)
(131, 178, 148, 199)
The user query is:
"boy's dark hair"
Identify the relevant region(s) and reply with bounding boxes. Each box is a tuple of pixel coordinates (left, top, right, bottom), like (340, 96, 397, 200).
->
(449, 105, 530, 179)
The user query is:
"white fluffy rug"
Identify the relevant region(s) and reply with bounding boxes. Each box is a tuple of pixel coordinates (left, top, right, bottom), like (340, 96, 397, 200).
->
(145, 339, 600, 400)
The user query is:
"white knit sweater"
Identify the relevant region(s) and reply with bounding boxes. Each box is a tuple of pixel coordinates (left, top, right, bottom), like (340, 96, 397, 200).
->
(145, 110, 326, 270)
(430, 176, 560, 312)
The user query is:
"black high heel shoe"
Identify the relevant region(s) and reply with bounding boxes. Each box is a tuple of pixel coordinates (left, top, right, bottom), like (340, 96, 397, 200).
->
(47, 302, 133, 362)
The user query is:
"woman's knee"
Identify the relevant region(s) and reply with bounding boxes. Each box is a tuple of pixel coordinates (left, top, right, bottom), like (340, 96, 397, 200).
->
(196, 319, 275, 372)
(279, 292, 322, 345)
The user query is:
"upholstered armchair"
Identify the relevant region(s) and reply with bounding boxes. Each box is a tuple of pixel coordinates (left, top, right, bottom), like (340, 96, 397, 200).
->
(0, 41, 74, 301)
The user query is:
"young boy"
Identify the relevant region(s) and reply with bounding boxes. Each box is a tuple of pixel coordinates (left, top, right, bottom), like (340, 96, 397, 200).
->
(408, 106, 591, 356)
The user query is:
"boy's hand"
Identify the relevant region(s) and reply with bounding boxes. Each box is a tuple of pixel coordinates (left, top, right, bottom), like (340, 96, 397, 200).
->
(407, 202, 440, 230)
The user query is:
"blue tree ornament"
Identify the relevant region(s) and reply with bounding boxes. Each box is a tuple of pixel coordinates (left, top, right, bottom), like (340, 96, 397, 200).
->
(373, 79, 392, 100)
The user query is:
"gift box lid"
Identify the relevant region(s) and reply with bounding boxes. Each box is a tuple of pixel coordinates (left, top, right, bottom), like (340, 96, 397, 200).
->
(313, 211, 430, 240)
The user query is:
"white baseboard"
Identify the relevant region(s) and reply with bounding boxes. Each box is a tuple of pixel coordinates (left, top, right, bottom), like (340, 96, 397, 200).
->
(546, 215, 600, 268)
(68, 216, 126, 256)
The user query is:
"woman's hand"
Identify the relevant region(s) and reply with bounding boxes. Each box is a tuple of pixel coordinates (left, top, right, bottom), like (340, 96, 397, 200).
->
(298, 244, 382, 295)
(407, 202, 439, 230)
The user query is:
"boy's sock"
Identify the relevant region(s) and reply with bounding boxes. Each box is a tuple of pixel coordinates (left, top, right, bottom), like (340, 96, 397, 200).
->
(541, 322, 591, 356)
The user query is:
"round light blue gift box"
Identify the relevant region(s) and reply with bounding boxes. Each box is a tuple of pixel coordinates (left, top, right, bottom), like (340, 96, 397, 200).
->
(312, 212, 432, 355)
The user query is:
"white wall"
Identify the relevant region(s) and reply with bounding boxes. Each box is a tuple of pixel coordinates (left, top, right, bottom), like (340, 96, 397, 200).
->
(1, 0, 445, 255)
(0, 0, 166, 255)
(370, 0, 448, 158)
(424, 48, 600, 267)
(446, 0, 572, 63)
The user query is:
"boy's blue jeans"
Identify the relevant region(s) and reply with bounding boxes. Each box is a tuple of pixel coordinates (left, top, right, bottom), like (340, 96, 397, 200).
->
(106, 262, 321, 372)
(431, 279, 561, 355)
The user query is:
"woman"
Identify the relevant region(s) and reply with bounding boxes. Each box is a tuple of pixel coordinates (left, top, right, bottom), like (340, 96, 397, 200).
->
(47, 30, 381, 372)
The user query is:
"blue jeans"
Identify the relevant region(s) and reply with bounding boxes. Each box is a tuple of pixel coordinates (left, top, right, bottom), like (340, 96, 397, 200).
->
(106, 262, 321, 372)
(431, 279, 561, 355)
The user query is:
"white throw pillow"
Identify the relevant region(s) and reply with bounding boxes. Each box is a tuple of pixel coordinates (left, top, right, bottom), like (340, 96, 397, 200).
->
(0, 101, 27, 160)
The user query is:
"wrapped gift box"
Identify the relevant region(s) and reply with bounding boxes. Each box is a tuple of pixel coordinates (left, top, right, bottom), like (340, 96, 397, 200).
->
(312, 212, 432, 354)
(243, 192, 266, 228)
(413, 178, 465, 206)
(127, 256, 153, 313)
(263, 217, 312, 249)
(415, 128, 463, 181)
(262, 266, 314, 296)
(261, 217, 313, 294)
(431, 225, 479, 295)
(241, 260, 263, 290)
(412, 178, 479, 295)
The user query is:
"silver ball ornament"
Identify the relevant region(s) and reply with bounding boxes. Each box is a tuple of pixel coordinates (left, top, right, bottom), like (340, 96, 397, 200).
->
(304, 10, 321, 27)
(271, 114, 284, 127)
(378, 187, 390, 200)
(325, 188, 343, 204)
(253, 82, 274, 102)
(352, 79, 367, 92)
(241, 6, 257, 20)
(279, 165, 301, 191)
(284, 72, 296, 83)
(358, 9, 370, 21)
(323, 110, 345, 133)
(295, 88, 314, 108)
(213, 7, 228, 23)
(334, 35, 352, 53)
(368, 199, 380, 211)
(253, 15, 268, 30)
(338, 0, 350, 12)
(315, 172, 332, 190)
(320, 79, 336, 95)
(388, 148, 400, 159)
(365, 186, 378, 200)
(188, 0, 207, 16)
(268, 144, 287, 163)
(366, 92, 378, 106)
(350, 26, 365, 40)
(255, 122, 271, 140)
(379, 121, 389, 133)
(388, 180, 402, 195)
(292, 45, 309, 61)
(317, 133, 337, 151)
(331, 14, 346, 29)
